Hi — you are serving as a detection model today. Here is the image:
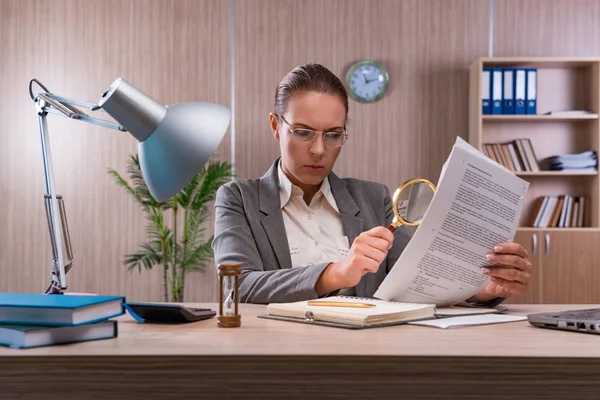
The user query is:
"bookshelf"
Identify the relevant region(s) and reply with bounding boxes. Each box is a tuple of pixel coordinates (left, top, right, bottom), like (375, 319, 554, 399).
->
(468, 57, 600, 304)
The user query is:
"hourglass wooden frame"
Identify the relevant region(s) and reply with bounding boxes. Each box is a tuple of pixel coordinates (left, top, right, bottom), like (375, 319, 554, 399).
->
(217, 263, 241, 327)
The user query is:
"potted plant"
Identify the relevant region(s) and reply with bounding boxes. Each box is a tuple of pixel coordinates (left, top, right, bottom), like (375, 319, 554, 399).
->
(108, 154, 232, 302)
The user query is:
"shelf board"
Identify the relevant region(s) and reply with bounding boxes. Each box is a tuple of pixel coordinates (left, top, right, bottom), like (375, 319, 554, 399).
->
(474, 57, 600, 68)
(518, 227, 600, 232)
(483, 114, 599, 121)
(515, 171, 598, 177)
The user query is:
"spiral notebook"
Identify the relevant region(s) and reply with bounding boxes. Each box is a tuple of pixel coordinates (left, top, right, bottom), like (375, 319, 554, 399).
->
(260, 296, 506, 329)
(260, 296, 435, 329)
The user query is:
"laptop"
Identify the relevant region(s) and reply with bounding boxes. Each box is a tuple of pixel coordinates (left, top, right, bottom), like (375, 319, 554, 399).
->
(527, 308, 600, 334)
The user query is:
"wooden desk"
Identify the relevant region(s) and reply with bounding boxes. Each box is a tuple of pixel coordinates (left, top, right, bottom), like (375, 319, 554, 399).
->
(1, 304, 599, 399)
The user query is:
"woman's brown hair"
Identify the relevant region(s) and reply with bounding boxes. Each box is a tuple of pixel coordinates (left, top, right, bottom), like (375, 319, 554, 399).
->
(274, 63, 349, 120)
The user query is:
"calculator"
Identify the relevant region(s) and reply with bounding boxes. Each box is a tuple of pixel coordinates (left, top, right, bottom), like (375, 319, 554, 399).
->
(125, 302, 216, 324)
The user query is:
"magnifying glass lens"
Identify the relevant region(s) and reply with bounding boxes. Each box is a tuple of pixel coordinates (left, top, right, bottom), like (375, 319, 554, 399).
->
(388, 179, 436, 232)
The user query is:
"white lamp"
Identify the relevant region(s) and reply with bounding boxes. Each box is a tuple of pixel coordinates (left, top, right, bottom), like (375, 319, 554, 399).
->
(30, 78, 231, 294)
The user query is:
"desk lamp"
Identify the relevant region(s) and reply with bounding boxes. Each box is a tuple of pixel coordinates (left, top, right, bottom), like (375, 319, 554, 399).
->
(29, 78, 230, 295)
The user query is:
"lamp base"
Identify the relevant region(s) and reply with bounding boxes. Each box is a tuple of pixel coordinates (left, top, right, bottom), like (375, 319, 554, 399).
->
(217, 314, 241, 328)
(45, 270, 66, 294)
(45, 285, 64, 295)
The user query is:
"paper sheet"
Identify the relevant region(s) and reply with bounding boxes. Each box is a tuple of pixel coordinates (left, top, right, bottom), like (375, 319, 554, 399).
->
(435, 306, 507, 317)
(374, 137, 529, 306)
(408, 314, 527, 329)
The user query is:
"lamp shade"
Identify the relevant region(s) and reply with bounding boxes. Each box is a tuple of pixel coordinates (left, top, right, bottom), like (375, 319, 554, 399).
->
(98, 78, 230, 202)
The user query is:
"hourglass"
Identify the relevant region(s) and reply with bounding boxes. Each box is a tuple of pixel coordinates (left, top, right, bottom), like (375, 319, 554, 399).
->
(217, 263, 241, 328)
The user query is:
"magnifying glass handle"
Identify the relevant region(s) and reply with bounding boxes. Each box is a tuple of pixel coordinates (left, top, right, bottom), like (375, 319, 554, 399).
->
(388, 224, 396, 233)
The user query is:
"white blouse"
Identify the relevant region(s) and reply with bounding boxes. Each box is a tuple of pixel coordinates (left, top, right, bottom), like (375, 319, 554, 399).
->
(278, 163, 351, 271)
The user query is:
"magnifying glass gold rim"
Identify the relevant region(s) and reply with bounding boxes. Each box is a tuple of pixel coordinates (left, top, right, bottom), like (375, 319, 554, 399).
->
(389, 178, 436, 231)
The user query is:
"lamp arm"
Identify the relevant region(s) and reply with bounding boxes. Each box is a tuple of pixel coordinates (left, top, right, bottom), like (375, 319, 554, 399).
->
(37, 110, 69, 294)
(37, 92, 126, 132)
(29, 79, 126, 294)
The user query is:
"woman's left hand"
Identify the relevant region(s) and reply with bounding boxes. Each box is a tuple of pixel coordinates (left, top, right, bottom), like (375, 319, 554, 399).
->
(471, 242, 533, 302)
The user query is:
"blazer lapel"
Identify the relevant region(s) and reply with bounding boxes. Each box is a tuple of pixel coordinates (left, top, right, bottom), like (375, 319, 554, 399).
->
(259, 160, 293, 270)
(329, 172, 369, 294)
(329, 172, 364, 245)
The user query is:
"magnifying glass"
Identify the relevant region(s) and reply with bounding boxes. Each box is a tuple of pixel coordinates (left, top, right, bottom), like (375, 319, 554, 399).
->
(388, 178, 437, 233)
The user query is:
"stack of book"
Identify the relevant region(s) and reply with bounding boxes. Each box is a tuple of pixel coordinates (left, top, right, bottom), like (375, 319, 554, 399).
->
(544, 151, 598, 172)
(0, 292, 125, 349)
(528, 195, 587, 228)
(481, 139, 539, 172)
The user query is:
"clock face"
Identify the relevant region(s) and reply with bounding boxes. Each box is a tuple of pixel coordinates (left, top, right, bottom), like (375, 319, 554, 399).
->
(346, 61, 389, 103)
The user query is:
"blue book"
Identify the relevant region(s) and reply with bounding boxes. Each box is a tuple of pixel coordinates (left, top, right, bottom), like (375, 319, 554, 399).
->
(0, 292, 125, 326)
(0, 320, 118, 349)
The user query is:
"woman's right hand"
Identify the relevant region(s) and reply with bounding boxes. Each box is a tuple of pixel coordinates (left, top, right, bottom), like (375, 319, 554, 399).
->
(330, 226, 394, 288)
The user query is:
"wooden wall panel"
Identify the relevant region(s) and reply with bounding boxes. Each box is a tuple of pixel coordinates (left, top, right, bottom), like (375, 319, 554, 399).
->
(235, 0, 490, 191)
(4, 0, 600, 304)
(494, 0, 600, 57)
(0, 0, 230, 301)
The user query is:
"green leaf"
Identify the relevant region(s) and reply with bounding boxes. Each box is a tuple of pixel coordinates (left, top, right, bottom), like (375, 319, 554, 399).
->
(124, 242, 163, 273)
(182, 206, 209, 246)
(192, 161, 233, 209)
(106, 168, 145, 205)
(178, 160, 233, 209)
(179, 237, 214, 273)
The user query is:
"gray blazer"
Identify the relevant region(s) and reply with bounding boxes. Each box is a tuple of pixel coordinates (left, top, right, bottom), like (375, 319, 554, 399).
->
(212, 159, 412, 304)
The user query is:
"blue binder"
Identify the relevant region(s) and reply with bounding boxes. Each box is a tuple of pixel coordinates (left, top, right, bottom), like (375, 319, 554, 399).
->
(491, 68, 503, 114)
(502, 68, 515, 114)
(482, 68, 491, 115)
(515, 68, 527, 114)
(526, 68, 537, 114)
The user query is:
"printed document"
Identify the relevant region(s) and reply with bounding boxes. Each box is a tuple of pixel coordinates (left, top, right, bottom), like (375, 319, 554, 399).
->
(374, 137, 529, 306)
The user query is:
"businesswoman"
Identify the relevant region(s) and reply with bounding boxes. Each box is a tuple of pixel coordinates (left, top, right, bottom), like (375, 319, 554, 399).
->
(212, 63, 532, 304)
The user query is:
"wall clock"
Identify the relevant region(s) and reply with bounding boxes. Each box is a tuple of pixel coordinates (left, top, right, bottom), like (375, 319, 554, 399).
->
(345, 60, 389, 103)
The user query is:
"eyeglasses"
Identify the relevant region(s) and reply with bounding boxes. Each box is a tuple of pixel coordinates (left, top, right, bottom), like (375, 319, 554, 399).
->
(275, 114, 348, 147)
